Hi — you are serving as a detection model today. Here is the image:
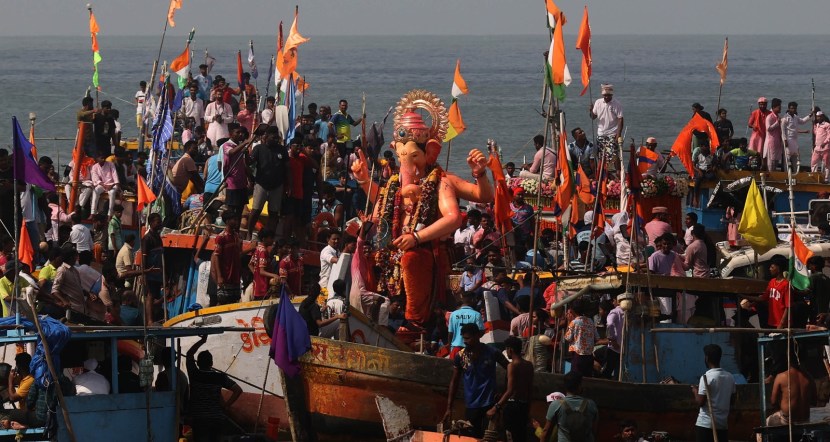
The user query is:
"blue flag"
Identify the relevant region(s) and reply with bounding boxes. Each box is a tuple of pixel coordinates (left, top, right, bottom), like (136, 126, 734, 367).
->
(268, 286, 311, 377)
(12, 117, 55, 191)
(284, 74, 297, 144)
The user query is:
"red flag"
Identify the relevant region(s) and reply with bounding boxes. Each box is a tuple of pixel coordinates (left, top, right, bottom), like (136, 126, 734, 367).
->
(236, 50, 244, 89)
(136, 174, 157, 212)
(670, 113, 721, 178)
(487, 154, 513, 234)
(18, 221, 34, 270)
(575, 6, 592, 96)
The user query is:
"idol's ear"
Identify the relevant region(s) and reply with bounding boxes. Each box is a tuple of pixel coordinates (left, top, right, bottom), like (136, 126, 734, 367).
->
(425, 139, 442, 165)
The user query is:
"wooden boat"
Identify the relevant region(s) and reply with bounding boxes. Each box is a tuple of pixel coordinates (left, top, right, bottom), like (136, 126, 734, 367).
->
(164, 299, 409, 432)
(298, 335, 763, 442)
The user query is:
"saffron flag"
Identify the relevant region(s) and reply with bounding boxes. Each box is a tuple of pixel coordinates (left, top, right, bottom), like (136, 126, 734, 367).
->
(248, 41, 258, 79)
(277, 8, 309, 81)
(737, 179, 777, 256)
(170, 46, 190, 90)
(28, 123, 37, 161)
(269, 286, 312, 377)
(575, 164, 594, 205)
(136, 174, 157, 212)
(716, 37, 728, 85)
(275, 21, 284, 86)
(444, 99, 466, 142)
(167, 0, 182, 27)
(575, 6, 592, 96)
(89, 10, 102, 90)
(670, 113, 721, 178)
(791, 231, 814, 291)
(12, 117, 55, 191)
(545, 7, 571, 101)
(18, 220, 34, 270)
(553, 130, 573, 217)
(68, 122, 86, 210)
(236, 50, 244, 90)
(487, 154, 513, 234)
(451, 59, 468, 98)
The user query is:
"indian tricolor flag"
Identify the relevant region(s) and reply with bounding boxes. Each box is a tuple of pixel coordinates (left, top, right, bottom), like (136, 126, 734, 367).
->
(790, 231, 814, 291)
(170, 46, 190, 90)
(445, 59, 468, 142)
(450, 59, 468, 99)
(545, 1, 571, 101)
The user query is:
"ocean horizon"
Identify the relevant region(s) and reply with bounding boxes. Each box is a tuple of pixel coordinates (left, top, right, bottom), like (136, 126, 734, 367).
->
(2, 34, 828, 172)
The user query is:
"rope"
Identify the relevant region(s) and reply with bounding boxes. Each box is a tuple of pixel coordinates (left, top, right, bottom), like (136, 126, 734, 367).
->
(98, 89, 138, 107)
(37, 99, 84, 126)
(253, 357, 272, 434)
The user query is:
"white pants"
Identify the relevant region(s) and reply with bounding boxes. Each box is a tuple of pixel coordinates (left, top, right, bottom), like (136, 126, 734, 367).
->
(65, 184, 93, 210)
(92, 185, 119, 215)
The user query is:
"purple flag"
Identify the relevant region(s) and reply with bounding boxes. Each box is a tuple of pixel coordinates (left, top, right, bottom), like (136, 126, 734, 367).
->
(269, 286, 311, 377)
(12, 117, 55, 191)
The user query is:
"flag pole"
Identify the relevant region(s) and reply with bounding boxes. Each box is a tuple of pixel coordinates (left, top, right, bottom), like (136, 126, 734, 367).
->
(445, 140, 452, 171)
(137, 11, 171, 154)
(87, 5, 99, 108)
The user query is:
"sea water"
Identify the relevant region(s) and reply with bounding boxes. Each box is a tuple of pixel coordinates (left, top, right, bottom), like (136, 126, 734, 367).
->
(1, 34, 828, 172)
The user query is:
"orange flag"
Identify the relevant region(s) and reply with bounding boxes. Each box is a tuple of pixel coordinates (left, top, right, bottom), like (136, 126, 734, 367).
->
(553, 130, 573, 217)
(575, 6, 592, 96)
(28, 124, 38, 161)
(575, 164, 594, 205)
(277, 7, 309, 80)
(670, 113, 721, 178)
(167, 0, 183, 27)
(18, 221, 34, 270)
(444, 100, 466, 142)
(716, 37, 728, 85)
(136, 174, 157, 212)
(487, 155, 513, 234)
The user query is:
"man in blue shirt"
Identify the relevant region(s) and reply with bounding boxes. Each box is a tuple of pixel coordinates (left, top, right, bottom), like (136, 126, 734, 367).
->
(540, 371, 599, 442)
(193, 64, 213, 102)
(447, 292, 484, 358)
(444, 323, 508, 439)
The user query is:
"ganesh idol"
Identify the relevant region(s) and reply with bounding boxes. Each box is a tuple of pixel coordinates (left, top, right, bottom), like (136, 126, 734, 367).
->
(350, 90, 494, 328)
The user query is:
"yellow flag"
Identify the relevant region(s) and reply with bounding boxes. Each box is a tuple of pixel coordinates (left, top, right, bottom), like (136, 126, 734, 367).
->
(737, 179, 777, 255)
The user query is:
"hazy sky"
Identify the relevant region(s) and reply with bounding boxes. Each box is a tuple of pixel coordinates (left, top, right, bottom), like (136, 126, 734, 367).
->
(3, 0, 830, 37)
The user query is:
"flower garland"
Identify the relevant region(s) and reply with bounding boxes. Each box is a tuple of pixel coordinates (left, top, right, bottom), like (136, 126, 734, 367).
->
(604, 175, 690, 199)
(507, 177, 555, 198)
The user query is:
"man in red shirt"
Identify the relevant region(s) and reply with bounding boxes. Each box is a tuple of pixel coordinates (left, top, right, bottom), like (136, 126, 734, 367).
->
(279, 238, 303, 297)
(742, 258, 790, 329)
(211, 209, 257, 305)
(284, 141, 310, 242)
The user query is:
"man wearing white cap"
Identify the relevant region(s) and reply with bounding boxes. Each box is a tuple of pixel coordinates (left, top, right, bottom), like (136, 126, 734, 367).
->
(73, 358, 110, 395)
(589, 84, 624, 155)
(813, 112, 830, 181)
(747, 97, 771, 168)
(637, 137, 665, 177)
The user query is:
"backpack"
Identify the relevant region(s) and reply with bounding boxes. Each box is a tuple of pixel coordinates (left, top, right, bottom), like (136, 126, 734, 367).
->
(557, 398, 593, 441)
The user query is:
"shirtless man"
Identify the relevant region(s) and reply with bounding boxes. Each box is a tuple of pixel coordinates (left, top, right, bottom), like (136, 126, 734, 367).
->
(487, 336, 534, 441)
(767, 347, 816, 426)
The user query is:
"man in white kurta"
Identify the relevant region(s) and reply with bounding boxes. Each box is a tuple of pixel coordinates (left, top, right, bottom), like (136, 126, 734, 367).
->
(781, 101, 813, 172)
(204, 94, 233, 145)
